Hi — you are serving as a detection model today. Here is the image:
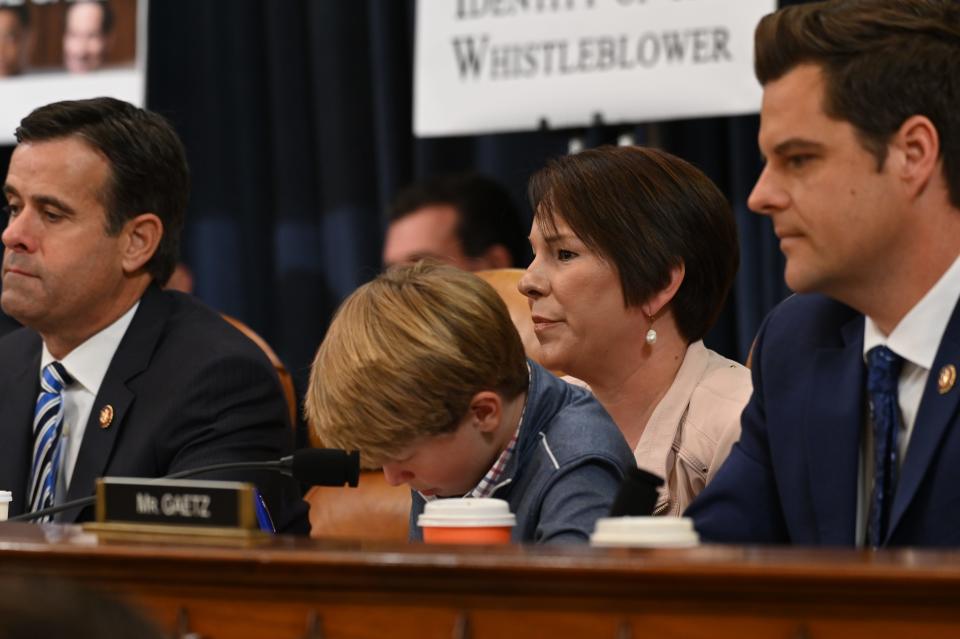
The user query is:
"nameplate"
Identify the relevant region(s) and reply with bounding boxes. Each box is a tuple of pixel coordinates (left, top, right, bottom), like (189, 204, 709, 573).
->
(94, 477, 257, 530)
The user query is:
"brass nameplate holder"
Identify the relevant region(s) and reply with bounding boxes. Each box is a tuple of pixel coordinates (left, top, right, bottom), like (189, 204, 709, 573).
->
(83, 477, 267, 542)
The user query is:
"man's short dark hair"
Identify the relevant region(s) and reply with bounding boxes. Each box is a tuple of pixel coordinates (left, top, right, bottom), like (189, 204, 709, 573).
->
(755, 0, 960, 207)
(529, 146, 739, 343)
(15, 97, 189, 285)
(389, 173, 529, 267)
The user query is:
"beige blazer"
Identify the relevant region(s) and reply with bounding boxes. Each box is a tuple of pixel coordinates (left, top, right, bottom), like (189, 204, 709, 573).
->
(633, 341, 752, 516)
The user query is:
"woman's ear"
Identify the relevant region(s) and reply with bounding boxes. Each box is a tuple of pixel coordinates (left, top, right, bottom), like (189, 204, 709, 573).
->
(643, 262, 685, 318)
(120, 213, 164, 275)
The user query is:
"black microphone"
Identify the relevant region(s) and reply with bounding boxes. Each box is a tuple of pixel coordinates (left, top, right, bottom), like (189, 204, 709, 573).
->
(163, 448, 361, 486)
(7, 448, 360, 523)
(609, 467, 665, 517)
(288, 448, 360, 488)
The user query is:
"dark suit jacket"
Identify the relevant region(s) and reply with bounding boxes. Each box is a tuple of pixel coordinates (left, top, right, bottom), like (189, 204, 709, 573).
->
(687, 293, 960, 547)
(0, 310, 18, 340)
(0, 285, 306, 531)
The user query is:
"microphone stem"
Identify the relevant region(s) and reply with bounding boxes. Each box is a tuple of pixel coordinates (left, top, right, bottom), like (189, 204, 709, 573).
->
(6, 496, 95, 522)
(7, 460, 290, 522)
(164, 460, 286, 480)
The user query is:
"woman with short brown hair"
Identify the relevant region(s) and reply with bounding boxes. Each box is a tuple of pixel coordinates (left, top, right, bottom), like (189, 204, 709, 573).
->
(520, 145, 751, 515)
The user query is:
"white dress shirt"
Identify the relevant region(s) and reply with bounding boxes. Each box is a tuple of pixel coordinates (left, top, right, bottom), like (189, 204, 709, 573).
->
(856, 255, 960, 544)
(41, 302, 139, 498)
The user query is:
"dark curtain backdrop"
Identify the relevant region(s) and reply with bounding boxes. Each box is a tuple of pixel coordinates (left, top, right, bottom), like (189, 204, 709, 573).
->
(2, 1, 802, 428)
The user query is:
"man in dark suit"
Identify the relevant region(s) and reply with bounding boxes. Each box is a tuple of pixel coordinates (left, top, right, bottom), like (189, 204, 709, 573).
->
(0, 98, 305, 530)
(687, 0, 960, 547)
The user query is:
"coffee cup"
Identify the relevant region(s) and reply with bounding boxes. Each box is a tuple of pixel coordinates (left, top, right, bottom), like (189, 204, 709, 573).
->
(590, 516, 699, 548)
(0, 491, 11, 521)
(417, 498, 516, 544)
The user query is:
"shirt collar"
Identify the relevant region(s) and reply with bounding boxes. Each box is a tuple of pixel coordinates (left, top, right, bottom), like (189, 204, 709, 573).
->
(864, 255, 960, 369)
(464, 422, 520, 499)
(41, 302, 140, 393)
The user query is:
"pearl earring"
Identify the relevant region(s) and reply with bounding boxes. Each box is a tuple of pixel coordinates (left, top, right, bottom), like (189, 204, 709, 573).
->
(645, 312, 657, 345)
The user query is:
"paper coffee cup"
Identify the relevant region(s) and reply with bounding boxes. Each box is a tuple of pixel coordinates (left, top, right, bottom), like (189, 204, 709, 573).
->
(417, 498, 516, 544)
(590, 516, 700, 548)
(0, 491, 12, 522)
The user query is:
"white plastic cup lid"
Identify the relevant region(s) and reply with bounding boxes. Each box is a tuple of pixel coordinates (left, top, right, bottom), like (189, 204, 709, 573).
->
(0, 491, 11, 503)
(590, 516, 700, 548)
(418, 497, 516, 528)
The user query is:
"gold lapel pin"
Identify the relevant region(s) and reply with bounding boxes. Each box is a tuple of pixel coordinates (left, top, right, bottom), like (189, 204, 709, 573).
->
(99, 404, 114, 429)
(938, 364, 956, 395)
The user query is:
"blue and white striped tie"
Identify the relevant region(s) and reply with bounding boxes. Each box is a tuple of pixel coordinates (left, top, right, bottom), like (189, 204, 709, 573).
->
(28, 362, 73, 522)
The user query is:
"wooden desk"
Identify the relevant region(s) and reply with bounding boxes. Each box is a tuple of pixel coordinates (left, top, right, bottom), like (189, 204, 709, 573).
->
(2, 522, 960, 638)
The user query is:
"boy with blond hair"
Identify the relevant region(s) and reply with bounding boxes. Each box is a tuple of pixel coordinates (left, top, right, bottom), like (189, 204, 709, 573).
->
(305, 262, 634, 543)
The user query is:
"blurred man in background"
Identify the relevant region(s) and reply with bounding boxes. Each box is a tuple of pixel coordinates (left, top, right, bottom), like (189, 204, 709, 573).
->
(383, 172, 529, 270)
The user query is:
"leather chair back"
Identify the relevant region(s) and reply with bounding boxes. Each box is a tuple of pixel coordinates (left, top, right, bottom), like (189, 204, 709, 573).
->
(222, 314, 298, 429)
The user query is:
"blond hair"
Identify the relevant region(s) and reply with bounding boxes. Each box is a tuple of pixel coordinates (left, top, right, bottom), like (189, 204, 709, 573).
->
(305, 261, 528, 467)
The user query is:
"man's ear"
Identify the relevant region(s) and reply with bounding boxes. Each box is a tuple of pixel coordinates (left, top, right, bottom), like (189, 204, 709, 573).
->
(468, 391, 503, 434)
(120, 213, 163, 275)
(893, 114, 940, 200)
(480, 244, 513, 269)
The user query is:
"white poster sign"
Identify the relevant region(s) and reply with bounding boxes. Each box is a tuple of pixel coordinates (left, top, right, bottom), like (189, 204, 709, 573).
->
(414, 0, 775, 137)
(0, 0, 147, 145)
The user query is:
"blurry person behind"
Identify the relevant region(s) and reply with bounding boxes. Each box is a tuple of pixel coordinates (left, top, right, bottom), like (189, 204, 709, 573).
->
(0, 575, 164, 639)
(384, 173, 529, 270)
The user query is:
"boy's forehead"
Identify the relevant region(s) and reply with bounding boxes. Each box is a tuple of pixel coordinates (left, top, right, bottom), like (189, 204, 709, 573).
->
(373, 439, 419, 466)
(384, 427, 461, 461)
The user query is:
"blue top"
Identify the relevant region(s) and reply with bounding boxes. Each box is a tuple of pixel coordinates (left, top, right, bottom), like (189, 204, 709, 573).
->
(410, 360, 635, 544)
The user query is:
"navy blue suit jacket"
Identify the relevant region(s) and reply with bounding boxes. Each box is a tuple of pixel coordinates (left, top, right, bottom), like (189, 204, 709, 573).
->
(687, 293, 960, 547)
(0, 285, 307, 531)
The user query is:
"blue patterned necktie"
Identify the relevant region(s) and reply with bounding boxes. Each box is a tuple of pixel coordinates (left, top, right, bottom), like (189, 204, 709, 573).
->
(28, 362, 73, 522)
(866, 345, 903, 548)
